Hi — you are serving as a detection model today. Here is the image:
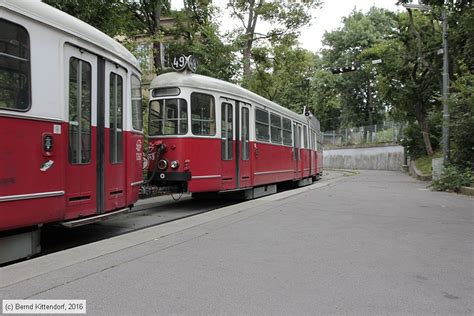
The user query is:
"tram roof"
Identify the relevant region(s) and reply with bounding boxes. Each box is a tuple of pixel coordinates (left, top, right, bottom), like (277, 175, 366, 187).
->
(0, 0, 140, 71)
(150, 72, 316, 124)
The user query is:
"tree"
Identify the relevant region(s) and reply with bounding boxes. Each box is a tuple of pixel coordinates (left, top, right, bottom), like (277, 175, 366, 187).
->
(362, 8, 445, 156)
(245, 34, 316, 113)
(318, 8, 396, 134)
(227, 0, 321, 83)
(43, 0, 134, 37)
(167, 0, 238, 80)
(126, 0, 171, 72)
(45, 0, 172, 72)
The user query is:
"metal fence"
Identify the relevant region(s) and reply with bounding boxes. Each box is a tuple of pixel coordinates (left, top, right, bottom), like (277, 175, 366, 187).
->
(323, 121, 404, 146)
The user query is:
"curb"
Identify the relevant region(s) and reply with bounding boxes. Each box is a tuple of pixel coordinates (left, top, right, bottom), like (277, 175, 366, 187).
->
(459, 186, 474, 196)
(324, 168, 360, 176)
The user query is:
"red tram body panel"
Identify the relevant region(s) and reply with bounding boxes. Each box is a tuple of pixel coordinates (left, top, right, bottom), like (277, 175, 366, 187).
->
(146, 72, 323, 195)
(0, 0, 143, 233)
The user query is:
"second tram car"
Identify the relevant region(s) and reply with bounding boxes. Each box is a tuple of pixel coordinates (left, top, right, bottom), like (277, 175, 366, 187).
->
(0, 0, 143, 263)
(146, 71, 323, 198)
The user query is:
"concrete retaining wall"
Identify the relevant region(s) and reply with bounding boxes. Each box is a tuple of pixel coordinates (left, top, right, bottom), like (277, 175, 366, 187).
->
(323, 145, 404, 171)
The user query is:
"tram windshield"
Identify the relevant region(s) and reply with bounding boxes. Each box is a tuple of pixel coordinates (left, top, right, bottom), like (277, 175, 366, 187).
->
(149, 99, 188, 135)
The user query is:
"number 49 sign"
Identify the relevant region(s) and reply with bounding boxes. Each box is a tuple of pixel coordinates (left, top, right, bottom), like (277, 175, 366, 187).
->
(172, 54, 198, 73)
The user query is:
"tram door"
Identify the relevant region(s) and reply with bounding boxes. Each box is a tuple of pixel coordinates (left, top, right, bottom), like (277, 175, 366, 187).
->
(64, 45, 98, 219)
(239, 103, 251, 188)
(220, 99, 251, 191)
(104, 62, 127, 212)
(220, 99, 236, 190)
(64, 45, 127, 220)
(293, 123, 302, 180)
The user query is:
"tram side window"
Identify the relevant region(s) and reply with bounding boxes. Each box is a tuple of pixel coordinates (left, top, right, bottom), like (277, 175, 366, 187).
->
(221, 102, 233, 160)
(148, 99, 188, 135)
(0, 19, 30, 111)
(131, 75, 142, 131)
(241, 107, 250, 160)
(110, 73, 123, 163)
(282, 118, 292, 146)
(270, 113, 282, 144)
(68, 58, 92, 164)
(191, 93, 215, 136)
(255, 108, 269, 142)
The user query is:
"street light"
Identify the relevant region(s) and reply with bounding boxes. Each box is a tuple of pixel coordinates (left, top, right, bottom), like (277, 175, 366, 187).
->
(403, 2, 450, 163)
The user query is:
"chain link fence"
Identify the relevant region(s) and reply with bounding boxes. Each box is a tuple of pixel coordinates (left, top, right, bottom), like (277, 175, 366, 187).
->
(323, 121, 404, 146)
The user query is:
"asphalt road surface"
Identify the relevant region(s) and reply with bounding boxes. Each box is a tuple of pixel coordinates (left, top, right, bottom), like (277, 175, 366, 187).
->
(2, 170, 472, 315)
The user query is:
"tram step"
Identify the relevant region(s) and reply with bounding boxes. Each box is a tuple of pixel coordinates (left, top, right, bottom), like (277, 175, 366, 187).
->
(296, 177, 313, 187)
(61, 207, 130, 228)
(244, 184, 277, 199)
(0, 228, 41, 264)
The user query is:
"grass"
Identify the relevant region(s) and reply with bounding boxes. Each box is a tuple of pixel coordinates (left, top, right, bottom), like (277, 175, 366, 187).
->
(414, 152, 442, 175)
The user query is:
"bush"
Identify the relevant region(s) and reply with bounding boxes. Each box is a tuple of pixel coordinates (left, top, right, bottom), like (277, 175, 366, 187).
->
(431, 165, 474, 192)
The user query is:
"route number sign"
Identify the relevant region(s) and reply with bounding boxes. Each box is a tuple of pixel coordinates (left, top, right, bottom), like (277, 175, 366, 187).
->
(172, 54, 198, 73)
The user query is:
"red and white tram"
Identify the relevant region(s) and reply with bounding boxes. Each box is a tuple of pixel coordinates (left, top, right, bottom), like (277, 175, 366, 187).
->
(0, 0, 143, 262)
(146, 71, 323, 198)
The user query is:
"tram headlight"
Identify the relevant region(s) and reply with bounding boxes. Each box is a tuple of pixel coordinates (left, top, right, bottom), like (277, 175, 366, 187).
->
(170, 160, 180, 169)
(157, 159, 168, 170)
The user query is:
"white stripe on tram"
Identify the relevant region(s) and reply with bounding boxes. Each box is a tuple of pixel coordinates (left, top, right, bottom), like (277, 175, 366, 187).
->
(0, 191, 65, 202)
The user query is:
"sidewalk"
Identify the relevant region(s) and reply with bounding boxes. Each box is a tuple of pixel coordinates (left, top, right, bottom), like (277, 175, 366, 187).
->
(1, 171, 473, 314)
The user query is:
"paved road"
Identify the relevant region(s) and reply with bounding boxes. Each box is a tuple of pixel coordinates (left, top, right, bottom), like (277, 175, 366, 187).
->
(2, 170, 473, 315)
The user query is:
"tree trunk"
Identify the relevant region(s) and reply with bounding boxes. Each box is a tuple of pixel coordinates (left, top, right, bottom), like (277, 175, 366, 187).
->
(242, 0, 259, 83)
(414, 103, 434, 156)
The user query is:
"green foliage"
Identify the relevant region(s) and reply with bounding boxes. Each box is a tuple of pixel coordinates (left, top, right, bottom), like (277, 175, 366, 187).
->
(431, 165, 474, 192)
(414, 153, 441, 175)
(245, 35, 316, 113)
(415, 155, 433, 175)
(401, 120, 440, 158)
(311, 66, 342, 131)
(43, 0, 135, 37)
(227, 0, 321, 81)
(167, 4, 238, 81)
(317, 8, 396, 130)
(448, 72, 474, 169)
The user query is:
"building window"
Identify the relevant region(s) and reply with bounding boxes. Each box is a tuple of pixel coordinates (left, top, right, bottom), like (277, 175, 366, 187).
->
(0, 19, 30, 111)
(221, 102, 233, 160)
(191, 93, 215, 136)
(255, 108, 269, 142)
(131, 75, 142, 131)
(68, 58, 92, 164)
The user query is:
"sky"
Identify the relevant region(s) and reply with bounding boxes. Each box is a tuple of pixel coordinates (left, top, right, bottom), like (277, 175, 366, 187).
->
(171, 0, 402, 52)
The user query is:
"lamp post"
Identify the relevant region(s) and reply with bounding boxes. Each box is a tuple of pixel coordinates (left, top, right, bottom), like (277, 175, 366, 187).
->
(403, 2, 449, 163)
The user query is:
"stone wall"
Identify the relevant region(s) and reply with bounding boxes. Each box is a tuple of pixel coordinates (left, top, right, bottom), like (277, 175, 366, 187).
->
(323, 145, 405, 171)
